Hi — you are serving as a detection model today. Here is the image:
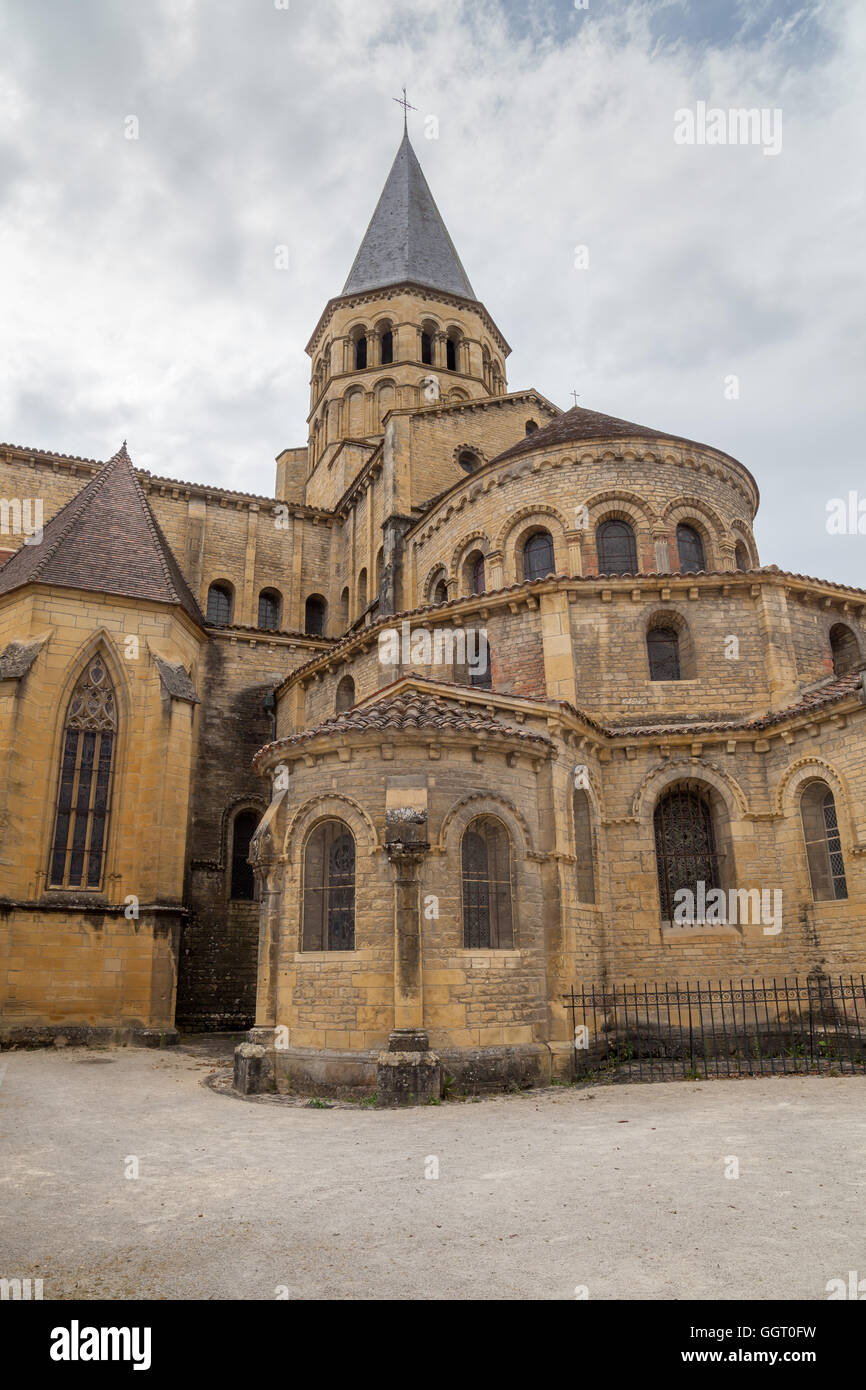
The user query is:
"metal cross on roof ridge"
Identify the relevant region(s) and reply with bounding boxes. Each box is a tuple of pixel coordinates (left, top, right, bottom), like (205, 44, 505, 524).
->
(393, 86, 418, 130)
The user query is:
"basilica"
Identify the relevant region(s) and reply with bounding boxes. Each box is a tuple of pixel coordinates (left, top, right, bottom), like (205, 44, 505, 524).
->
(1, 124, 864, 1090)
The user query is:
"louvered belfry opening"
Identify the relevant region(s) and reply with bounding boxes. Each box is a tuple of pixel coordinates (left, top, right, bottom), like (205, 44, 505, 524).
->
(303, 820, 356, 951)
(49, 656, 117, 890)
(461, 816, 514, 949)
(654, 786, 720, 922)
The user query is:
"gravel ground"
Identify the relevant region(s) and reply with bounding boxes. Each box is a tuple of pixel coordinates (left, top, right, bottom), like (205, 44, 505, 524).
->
(1, 1039, 864, 1301)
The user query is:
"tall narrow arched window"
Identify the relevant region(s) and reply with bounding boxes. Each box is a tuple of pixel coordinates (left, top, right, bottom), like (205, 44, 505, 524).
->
(354, 334, 367, 370)
(523, 530, 555, 581)
(358, 569, 368, 611)
(230, 810, 259, 901)
(470, 635, 492, 690)
(829, 623, 860, 677)
(257, 589, 282, 631)
(735, 541, 750, 572)
(466, 551, 485, 595)
(421, 331, 433, 366)
(380, 328, 394, 365)
(647, 625, 681, 681)
(596, 520, 638, 575)
(336, 675, 355, 714)
(461, 817, 514, 949)
(48, 655, 117, 889)
(801, 782, 848, 901)
(677, 523, 706, 573)
(303, 820, 356, 951)
(305, 595, 326, 636)
(338, 587, 349, 630)
(446, 335, 458, 371)
(573, 788, 596, 904)
(206, 582, 233, 626)
(654, 787, 720, 922)
(431, 572, 449, 605)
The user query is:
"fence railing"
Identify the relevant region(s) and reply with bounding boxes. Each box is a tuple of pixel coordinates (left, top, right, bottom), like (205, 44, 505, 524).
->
(564, 976, 866, 1082)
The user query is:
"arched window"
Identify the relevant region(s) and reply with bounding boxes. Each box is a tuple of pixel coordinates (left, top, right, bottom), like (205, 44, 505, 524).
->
(735, 541, 750, 572)
(380, 328, 394, 365)
(523, 530, 555, 581)
(230, 810, 259, 901)
(458, 450, 480, 473)
(466, 551, 485, 595)
(421, 331, 433, 366)
(305, 595, 326, 637)
(654, 787, 720, 922)
(573, 788, 596, 904)
(48, 654, 117, 889)
(446, 335, 458, 372)
(303, 819, 356, 951)
(677, 523, 706, 573)
(257, 589, 282, 631)
(461, 816, 514, 949)
(596, 520, 638, 575)
(830, 623, 860, 677)
(338, 587, 349, 630)
(354, 334, 367, 370)
(801, 782, 848, 901)
(430, 571, 449, 605)
(335, 675, 355, 714)
(470, 635, 492, 690)
(206, 582, 233, 626)
(647, 625, 681, 681)
(525, 419, 539, 435)
(357, 569, 368, 611)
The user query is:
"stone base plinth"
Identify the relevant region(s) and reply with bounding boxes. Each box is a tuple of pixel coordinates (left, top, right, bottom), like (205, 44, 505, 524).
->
(376, 1049, 441, 1107)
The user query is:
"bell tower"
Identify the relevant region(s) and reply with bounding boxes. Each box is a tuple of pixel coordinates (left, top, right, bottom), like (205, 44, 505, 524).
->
(302, 113, 511, 509)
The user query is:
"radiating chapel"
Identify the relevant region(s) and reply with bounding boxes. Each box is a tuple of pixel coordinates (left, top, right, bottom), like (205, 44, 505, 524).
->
(1, 122, 865, 1089)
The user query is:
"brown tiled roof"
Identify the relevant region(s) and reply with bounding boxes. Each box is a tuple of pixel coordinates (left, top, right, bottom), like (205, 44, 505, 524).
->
(0, 444, 205, 626)
(253, 687, 551, 766)
(490, 404, 744, 470)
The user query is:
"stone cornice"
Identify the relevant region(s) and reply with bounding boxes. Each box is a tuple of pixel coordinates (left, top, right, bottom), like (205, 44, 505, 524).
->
(305, 281, 511, 357)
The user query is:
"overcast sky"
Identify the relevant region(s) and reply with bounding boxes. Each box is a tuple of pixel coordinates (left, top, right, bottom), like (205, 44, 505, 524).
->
(0, 0, 863, 584)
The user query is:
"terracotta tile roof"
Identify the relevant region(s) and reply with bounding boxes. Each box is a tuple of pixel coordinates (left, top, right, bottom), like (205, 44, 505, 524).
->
(490, 404, 744, 470)
(0, 444, 206, 626)
(253, 687, 552, 765)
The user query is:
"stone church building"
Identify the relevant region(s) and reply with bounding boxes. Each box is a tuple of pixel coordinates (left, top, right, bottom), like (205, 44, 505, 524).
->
(1, 127, 865, 1088)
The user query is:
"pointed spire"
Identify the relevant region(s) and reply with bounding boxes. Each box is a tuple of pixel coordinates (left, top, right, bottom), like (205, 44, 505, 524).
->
(0, 444, 205, 625)
(342, 130, 476, 301)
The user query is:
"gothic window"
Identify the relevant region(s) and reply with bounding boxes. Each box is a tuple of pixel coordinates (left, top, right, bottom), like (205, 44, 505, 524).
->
(654, 787, 720, 922)
(303, 820, 356, 951)
(647, 625, 681, 681)
(206, 582, 233, 626)
(354, 334, 367, 370)
(230, 810, 259, 901)
(829, 623, 860, 677)
(421, 332, 433, 366)
(735, 541, 750, 572)
(48, 656, 117, 890)
(336, 675, 355, 714)
(257, 589, 282, 631)
(446, 335, 458, 371)
(305, 595, 326, 636)
(801, 782, 848, 901)
(677, 524, 706, 573)
(523, 530, 555, 581)
(470, 635, 492, 690)
(596, 520, 638, 575)
(461, 817, 514, 949)
(573, 788, 596, 904)
(381, 329, 394, 365)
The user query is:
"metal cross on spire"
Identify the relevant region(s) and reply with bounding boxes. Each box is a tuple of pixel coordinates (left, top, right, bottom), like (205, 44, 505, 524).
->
(571, 390, 581, 408)
(393, 86, 418, 131)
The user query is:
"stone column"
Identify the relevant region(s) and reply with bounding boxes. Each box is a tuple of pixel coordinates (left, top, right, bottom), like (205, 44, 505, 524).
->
(564, 529, 584, 577)
(486, 548, 504, 590)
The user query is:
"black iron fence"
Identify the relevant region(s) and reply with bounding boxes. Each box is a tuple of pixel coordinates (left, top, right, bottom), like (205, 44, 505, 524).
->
(564, 976, 866, 1082)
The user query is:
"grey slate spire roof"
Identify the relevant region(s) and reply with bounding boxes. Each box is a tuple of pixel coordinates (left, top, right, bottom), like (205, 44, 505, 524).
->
(342, 130, 476, 301)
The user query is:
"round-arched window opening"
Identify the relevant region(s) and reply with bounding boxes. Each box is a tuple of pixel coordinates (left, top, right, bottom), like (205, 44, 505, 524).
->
(458, 450, 480, 474)
(380, 328, 394, 366)
(207, 582, 233, 626)
(257, 589, 282, 631)
(525, 419, 539, 436)
(735, 542, 750, 572)
(829, 623, 861, 677)
(230, 810, 259, 902)
(523, 530, 555, 581)
(336, 675, 356, 714)
(676, 524, 706, 574)
(305, 595, 327, 637)
(596, 520, 638, 576)
(446, 336, 459, 372)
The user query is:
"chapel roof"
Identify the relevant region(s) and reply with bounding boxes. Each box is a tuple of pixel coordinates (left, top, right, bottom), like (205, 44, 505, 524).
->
(491, 404, 745, 471)
(0, 443, 206, 626)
